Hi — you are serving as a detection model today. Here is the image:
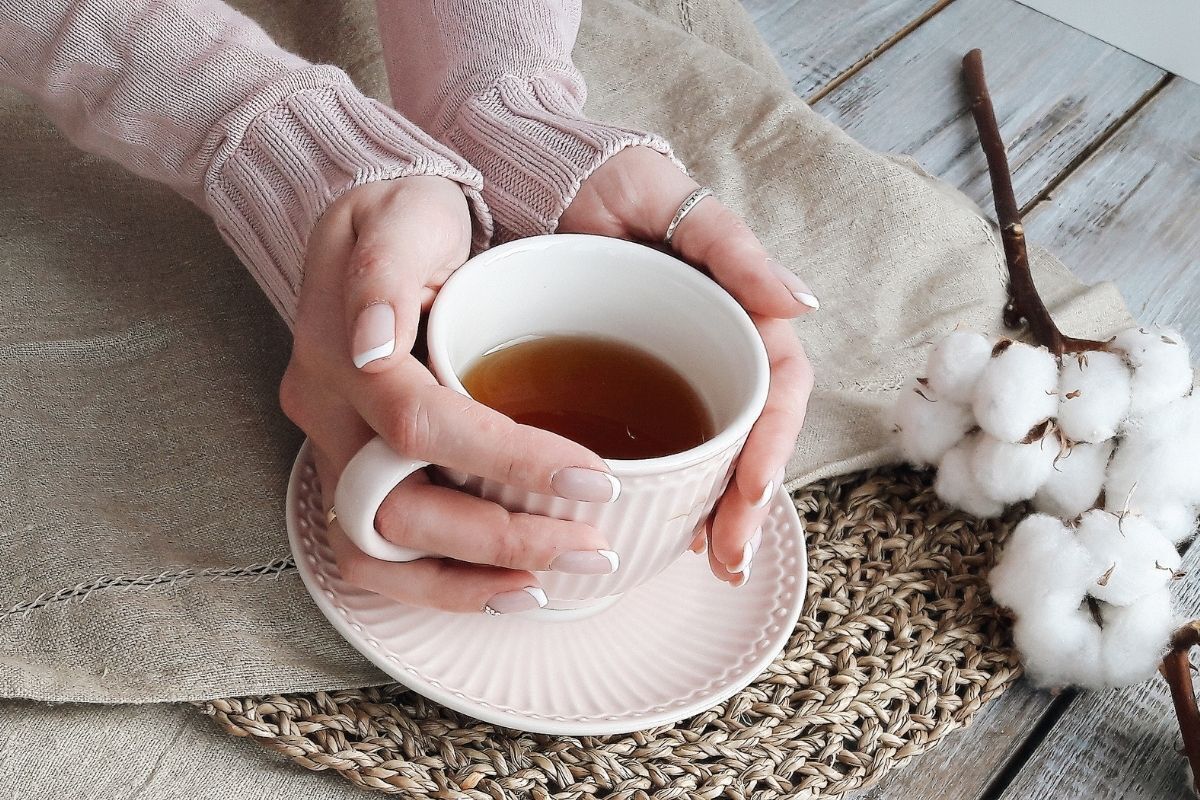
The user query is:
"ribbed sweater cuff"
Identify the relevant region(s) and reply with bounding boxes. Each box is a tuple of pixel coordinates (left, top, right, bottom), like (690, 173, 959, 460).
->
(208, 80, 491, 327)
(446, 75, 682, 243)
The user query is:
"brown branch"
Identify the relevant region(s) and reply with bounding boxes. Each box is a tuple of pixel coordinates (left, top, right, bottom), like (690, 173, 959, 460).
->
(961, 49, 1108, 357)
(1162, 621, 1200, 796)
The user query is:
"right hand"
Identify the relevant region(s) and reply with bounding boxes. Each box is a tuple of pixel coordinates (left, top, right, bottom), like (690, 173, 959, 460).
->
(280, 176, 620, 615)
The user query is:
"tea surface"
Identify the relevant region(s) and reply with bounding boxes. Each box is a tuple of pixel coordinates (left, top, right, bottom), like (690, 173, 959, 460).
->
(462, 334, 713, 460)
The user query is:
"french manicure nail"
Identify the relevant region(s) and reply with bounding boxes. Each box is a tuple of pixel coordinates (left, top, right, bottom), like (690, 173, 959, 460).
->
(732, 558, 753, 587)
(352, 303, 396, 369)
(550, 467, 621, 503)
(549, 549, 620, 575)
(729, 527, 763, 574)
(483, 586, 548, 615)
(766, 259, 820, 310)
(752, 480, 774, 508)
(753, 466, 786, 507)
(729, 539, 754, 574)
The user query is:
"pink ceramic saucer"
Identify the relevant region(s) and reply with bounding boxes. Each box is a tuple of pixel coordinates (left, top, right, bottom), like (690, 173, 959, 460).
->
(287, 442, 808, 736)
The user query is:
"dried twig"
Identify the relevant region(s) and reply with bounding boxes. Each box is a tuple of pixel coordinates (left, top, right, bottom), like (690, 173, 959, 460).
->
(961, 49, 1108, 357)
(1162, 621, 1200, 796)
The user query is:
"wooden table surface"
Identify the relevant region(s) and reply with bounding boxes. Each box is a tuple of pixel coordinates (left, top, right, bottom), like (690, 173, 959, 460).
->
(740, 1, 1200, 797)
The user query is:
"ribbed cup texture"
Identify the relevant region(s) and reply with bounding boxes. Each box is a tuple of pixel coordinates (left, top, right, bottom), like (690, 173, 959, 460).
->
(456, 437, 745, 608)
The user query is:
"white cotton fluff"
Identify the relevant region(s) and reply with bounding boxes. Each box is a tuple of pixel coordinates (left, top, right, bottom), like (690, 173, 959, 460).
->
(935, 438, 1006, 518)
(1106, 394, 1200, 515)
(989, 514, 1096, 616)
(1056, 351, 1131, 443)
(1034, 440, 1113, 519)
(971, 432, 1058, 504)
(1113, 326, 1193, 417)
(1013, 604, 1104, 690)
(1140, 503, 1200, 545)
(1075, 510, 1181, 606)
(1099, 588, 1175, 688)
(926, 330, 994, 404)
(973, 342, 1059, 442)
(891, 378, 975, 466)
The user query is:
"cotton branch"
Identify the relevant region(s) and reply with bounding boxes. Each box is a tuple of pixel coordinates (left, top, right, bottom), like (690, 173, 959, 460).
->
(962, 49, 1108, 358)
(1163, 621, 1200, 796)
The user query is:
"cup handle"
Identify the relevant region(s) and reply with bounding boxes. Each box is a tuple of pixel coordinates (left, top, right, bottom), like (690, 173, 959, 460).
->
(332, 436, 432, 562)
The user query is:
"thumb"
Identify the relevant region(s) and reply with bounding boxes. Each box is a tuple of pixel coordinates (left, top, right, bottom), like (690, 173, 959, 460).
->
(343, 182, 471, 373)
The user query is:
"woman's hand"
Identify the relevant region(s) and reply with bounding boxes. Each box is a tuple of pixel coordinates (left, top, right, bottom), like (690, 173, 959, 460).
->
(561, 147, 816, 586)
(281, 177, 621, 614)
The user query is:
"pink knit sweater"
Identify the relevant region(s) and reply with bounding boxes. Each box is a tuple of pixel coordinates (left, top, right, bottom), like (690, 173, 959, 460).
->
(0, 0, 674, 326)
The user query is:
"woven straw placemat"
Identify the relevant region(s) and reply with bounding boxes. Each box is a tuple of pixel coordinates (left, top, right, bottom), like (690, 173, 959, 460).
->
(198, 467, 1023, 798)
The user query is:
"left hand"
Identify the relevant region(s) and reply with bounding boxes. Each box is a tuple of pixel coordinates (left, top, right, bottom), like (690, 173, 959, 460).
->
(561, 146, 816, 586)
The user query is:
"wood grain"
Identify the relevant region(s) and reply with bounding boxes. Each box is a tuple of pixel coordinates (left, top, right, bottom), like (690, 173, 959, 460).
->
(995, 543, 1200, 800)
(740, 0, 947, 99)
(813, 0, 1164, 212)
(1024, 78, 1200, 344)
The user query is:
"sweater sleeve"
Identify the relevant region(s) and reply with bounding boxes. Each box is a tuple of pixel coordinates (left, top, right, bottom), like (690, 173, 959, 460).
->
(375, 0, 682, 244)
(0, 0, 492, 327)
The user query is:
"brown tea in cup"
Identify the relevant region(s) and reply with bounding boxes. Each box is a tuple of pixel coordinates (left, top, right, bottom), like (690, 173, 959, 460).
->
(461, 334, 714, 460)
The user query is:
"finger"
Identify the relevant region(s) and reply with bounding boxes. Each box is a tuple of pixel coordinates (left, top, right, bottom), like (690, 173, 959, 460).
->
(279, 370, 375, 481)
(343, 180, 471, 373)
(731, 318, 814, 504)
(327, 524, 546, 614)
(669, 193, 820, 319)
(355, 358, 620, 503)
(709, 481, 765, 587)
(376, 479, 616, 574)
(577, 150, 819, 319)
(705, 522, 740, 585)
(711, 319, 813, 578)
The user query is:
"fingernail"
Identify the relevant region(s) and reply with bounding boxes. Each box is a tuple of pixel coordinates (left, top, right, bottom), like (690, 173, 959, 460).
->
(729, 527, 763, 574)
(551, 467, 621, 503)
(549, 549, 620, 575)
(483, 586, 548, 615)
(766, 259, 820, 310)
(352, 303, 396, 369)
(752, 480, 774, 509)
(731, 558, 753, 587)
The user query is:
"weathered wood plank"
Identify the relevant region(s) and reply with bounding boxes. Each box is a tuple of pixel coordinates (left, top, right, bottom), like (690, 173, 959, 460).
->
(1024, 78, 1200, 345)
(813, 0, 1165, 212)
(741, 0, 947, 99)
(995, 543, 1200, 800)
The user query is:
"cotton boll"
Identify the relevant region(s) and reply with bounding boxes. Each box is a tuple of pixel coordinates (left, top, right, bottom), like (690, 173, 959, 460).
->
(1142, 503, 1200, 545)
(1076, 510, 1181, 606)
(1057, 351, 1131, 443)
(926, 330, 994, 404)
(1034, 440, 1113, 518)
(988, 514, 1096, 616)
(1106, 394, 1200, 514)
(973, 342, 1059, 442)
(1013, 604, 1104, 690)
(891, 379, 975, 466)
(934, 439, 1006, 518)
(971, 432, 1058, 504)
(1113, 326, 1193, 417)
(1099, 588, 1175, 688)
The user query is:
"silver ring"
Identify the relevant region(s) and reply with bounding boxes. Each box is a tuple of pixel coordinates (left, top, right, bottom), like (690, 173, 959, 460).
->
(663, 187, 714, 248)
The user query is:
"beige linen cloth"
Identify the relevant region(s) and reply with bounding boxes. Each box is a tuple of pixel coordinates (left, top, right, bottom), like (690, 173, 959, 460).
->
(0, 0, 1131, 789)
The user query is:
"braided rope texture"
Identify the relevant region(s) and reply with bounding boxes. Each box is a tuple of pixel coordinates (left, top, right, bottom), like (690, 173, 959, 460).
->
(197, 467, 1023, 798)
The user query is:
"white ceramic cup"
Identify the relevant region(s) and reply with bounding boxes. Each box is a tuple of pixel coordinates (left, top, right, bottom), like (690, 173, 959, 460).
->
(334, 233, 770, 619)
